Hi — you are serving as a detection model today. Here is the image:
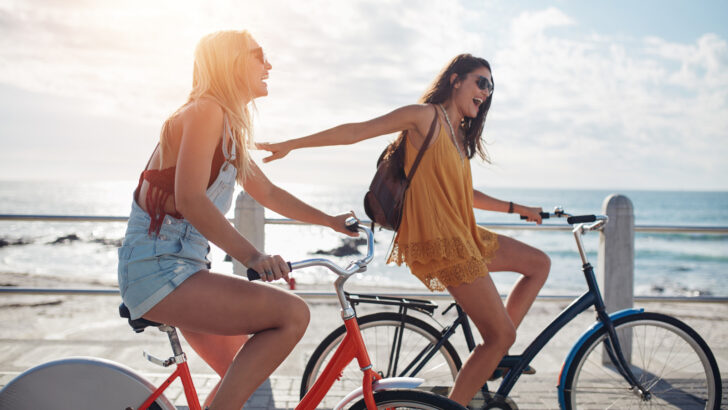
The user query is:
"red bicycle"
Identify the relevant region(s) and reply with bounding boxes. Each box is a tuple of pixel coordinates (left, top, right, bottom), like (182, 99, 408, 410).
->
(0, 219, 464, 410)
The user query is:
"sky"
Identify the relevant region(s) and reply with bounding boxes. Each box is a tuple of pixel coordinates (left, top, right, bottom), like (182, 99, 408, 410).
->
(0, 0, 726, 191)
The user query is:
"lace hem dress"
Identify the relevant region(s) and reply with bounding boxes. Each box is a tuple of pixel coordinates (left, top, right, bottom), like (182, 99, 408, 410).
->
(387, 116, 499, 291)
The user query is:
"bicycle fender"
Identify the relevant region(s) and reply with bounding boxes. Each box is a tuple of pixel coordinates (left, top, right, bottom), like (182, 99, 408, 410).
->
(556, 308, 644, 409)
(0, 356, 176, 410)
(333, 377, 424, 410)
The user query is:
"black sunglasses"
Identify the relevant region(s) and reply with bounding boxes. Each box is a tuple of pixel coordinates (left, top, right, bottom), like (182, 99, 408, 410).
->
(250, 47, 269, 65)
(475, 75, 494, 93)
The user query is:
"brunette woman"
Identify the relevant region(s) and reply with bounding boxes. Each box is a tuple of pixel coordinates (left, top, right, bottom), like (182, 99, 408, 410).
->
(259, 54, 551, 406)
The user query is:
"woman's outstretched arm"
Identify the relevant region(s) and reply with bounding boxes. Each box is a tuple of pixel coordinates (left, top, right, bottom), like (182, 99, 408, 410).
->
(242, 161, 357, 237)
(258, 104, 433, 162)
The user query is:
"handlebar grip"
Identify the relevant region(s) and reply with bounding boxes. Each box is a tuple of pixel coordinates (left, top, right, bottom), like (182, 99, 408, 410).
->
(520, 212, 550, 220)
(345, 216, 359, 232)
(246, 268, 260, 281)
(567, 215, 597, 224)
(247, 262, 293, 281)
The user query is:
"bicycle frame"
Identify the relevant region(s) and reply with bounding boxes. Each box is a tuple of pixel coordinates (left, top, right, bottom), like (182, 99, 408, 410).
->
(471, 219, 648, 400)
(343, 215, 652, 405)
(297, 311, 382, 409)
(255, 223, 426, 410)
(129, 222, 429, 410)
(494, 262, 644, 398)
(123, 322, 201, 410)
(139, 359, 199, 410)
(135, 312, 424, 410)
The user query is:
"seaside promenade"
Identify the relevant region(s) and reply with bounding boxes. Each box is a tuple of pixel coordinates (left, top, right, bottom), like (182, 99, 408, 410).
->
(0, 273, 726, 409)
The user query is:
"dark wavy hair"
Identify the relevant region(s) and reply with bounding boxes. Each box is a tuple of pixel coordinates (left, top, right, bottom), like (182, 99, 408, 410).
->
(421, 53, 493, 162)
(381, 54, 493, 169)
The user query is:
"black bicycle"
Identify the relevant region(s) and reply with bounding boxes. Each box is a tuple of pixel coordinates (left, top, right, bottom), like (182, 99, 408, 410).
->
(300, 210, 722, 409)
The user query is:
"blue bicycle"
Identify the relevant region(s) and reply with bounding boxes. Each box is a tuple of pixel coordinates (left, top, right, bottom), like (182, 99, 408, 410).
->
(300, 210, 722, 409)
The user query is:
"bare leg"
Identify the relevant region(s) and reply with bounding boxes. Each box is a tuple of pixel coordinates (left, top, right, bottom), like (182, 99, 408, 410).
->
(143, 270, 310, 410)
(181, 331, 249, 408)
(488, 234, 551, 329)
(446, 276, 516, 406)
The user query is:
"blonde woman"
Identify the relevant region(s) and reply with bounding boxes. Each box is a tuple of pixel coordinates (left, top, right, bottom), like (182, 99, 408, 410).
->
(117, 30, 355, 409)
(260, 54, 551, 406)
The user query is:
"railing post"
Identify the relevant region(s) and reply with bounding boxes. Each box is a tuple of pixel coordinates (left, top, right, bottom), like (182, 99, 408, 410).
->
(232, 192, 265, 276)
(598, 194, 635, 363)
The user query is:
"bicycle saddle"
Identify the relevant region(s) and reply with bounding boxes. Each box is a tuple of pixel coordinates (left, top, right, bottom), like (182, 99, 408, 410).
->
(118, 303, 163, 333)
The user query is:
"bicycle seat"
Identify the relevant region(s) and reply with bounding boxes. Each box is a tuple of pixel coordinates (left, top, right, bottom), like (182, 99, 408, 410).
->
(118, 303, 163, 333)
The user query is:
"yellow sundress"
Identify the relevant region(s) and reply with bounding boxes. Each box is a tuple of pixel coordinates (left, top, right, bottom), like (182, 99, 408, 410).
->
(387, 121, 499, 291)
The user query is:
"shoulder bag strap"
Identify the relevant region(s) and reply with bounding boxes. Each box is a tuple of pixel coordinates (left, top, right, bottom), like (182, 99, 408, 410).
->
(405, 105, 439, 185)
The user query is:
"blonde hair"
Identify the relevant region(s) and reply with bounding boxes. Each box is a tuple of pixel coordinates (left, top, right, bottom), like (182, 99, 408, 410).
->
(160, 30, 257, 184)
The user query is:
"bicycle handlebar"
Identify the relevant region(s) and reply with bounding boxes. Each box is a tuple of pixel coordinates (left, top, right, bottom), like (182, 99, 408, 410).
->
(519, 212, 551, 220)
(519, 207, 608, 230)
(247, 217, 374, 281)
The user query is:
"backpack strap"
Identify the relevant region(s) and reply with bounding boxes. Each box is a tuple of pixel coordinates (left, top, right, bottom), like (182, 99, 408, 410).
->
(405, 105, 439, 185)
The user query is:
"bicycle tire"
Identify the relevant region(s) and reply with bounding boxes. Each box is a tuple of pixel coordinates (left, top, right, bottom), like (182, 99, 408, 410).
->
(349, 389, 467, 409)
(300, 312, 461, 402)
(0, 357, 174, 410)
(563, 311, 721, 409)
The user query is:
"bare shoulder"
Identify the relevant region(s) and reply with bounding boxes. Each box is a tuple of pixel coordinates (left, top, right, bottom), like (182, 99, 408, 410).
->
(397, 103, 435, 121)
(405, 103, 439, 147)
(178, 98, 225, 139)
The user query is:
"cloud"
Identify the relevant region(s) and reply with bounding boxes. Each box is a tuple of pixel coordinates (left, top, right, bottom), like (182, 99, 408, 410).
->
(510, 6, 575, 40)
(479, 7, 728, 189)
(0, 1, 725, 189)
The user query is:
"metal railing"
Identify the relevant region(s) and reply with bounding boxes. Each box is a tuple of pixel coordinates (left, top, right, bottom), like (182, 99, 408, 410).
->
(2, 212, 727, 303)
(4, 213, 728, 233)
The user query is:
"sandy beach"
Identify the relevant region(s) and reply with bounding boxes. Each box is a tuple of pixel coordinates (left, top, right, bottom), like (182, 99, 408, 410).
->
(1, 271, 726, 409)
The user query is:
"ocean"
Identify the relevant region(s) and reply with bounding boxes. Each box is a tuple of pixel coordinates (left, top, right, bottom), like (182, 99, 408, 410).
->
(1, 180, 727, 297)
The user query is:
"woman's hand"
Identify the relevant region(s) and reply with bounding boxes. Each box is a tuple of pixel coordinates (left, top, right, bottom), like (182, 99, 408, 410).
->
(256, 141, 291, 163)
(518, 205, 544, 224)
(329, 211, 360, 237)
(247, 252, 291, 283)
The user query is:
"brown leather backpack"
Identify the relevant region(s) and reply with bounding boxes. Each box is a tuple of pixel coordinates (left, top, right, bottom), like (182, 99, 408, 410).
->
(363, 105, 438, 230)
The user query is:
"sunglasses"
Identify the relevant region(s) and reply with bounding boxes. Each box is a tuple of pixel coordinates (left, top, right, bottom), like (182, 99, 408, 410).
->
(250, 47, 269, 65)
(475, 75, 494, 93)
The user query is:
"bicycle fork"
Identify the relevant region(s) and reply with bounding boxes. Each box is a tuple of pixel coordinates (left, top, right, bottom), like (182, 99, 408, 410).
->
(575, 222, 651, 402)
(596, 308, 652, 401)
(585, 261, 651, 402)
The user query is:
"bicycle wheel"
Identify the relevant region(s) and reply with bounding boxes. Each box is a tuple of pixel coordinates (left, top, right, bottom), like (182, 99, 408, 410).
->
(349, 389, 467, 409)
(563, 312, 721, 409)
(0, 357, 175, 410)
(300, 312, 461, 400)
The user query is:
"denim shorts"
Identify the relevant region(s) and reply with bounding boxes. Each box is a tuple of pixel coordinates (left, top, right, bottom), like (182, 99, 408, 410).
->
(118, 200, 211, 319)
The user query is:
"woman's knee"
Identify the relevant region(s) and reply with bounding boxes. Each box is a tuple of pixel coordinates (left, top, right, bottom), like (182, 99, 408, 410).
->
(475, 321, 515, 356)
(476, 313, 516, 352)
(493, 313, 516, 349)
(497, 319, 517, 350)
(280, 294, 310, 338)
(536, 249, 551, 277)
